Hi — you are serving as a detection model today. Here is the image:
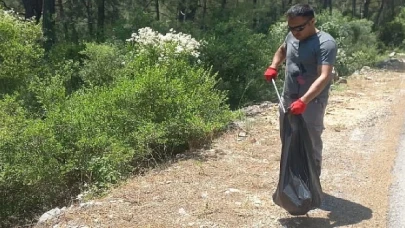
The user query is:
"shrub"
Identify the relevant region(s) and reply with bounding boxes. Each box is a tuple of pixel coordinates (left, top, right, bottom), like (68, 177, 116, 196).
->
(378, 8, 405, 48)
(317, 10, 380, 75)
(0, 28, 234, 226)
(0, 96, 68, 226)
(41, 47, 233, 189)
(0, 9, 43, 95)
(78, 43, 125, 87)
(379, 21, 405, 48)
(199, 20, 275, 109)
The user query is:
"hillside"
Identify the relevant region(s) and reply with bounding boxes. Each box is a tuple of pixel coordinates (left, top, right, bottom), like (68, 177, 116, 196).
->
(36, 61, 405, 228)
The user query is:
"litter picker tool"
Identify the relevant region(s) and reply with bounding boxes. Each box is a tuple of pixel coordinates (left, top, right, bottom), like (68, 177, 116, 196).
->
(272, 79, 285, 113)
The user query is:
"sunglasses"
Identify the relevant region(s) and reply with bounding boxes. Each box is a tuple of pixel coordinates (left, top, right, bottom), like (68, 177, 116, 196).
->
(288, 19, 312, 32)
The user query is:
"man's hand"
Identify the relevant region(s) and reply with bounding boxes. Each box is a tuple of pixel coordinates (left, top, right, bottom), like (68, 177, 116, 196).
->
(289, 99, 307, 115)
(264, 67, 278, 82)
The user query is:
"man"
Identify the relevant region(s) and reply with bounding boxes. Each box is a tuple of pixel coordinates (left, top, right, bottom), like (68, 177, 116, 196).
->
(264, 4, 338, 176)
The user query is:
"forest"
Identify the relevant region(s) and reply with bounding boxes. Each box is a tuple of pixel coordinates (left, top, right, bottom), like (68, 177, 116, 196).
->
(0, 0, 404, 226)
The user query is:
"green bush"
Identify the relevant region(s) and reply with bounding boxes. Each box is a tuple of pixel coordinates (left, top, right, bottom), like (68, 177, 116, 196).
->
(317, 10, 380, 75)
(45, 53, 233, 175)
(378, 8, 405, 49)
(200, 20, 275, 109)
(0, 9, 43, 95)
(379, 21, 405, 48)
(78, 43, 125, 87)
(0, 96, 69, 226)
(0, 29, 233, 225)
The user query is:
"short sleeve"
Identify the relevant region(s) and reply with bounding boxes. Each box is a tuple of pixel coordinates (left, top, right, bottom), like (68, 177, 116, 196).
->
(318, 40, 337, 65)
(283, 32, 292, 49)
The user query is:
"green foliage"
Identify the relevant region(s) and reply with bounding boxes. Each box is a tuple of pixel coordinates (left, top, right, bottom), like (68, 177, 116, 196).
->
(379, 21, 405, 48)
(378, 8, 405, 48)
(78, 43, 125, 87)
(0, 10, 43, 95)
(317, 10, 381, 75)
(0, 96, 68, 226)
(0, 27, 233, 226)
(47, 42, 86, 63)
(268, 21, 288, 46)
(29, 61, 77, 114)
(200, 20, 274, 109)
(0, 1, 397, 225)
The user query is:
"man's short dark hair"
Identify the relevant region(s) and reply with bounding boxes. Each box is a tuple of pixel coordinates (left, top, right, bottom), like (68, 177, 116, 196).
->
(286, 4, 315, 19)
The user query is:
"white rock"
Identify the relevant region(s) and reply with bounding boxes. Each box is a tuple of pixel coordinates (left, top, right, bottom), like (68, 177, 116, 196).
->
(360, 66, 371, 74)
(79, 201, 96, 208)
(38, 207, 62, 224)
(225, 188, 240, 194)
(76, 193, 84, 201)
(179, 208, 189, 216)
(252, 196, 262, 206)
(201, 192, 208, 198)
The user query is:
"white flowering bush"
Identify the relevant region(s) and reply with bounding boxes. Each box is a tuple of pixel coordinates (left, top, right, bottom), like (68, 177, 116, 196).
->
(126, 27, 203, 62)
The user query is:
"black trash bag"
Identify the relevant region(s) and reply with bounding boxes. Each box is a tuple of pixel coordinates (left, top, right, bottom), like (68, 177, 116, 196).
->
(272, 112, 323, 215)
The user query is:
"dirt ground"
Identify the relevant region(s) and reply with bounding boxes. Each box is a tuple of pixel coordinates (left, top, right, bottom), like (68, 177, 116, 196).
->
(37, 68, 405, 228)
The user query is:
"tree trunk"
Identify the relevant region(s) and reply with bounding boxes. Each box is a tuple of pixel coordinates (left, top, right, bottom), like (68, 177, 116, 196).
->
(253, 0, 257, 29)
(352, 0, 356, 17)
(375, 0, 386, 27)
(202, 0, 207, 29)
(329, 0, 332, 15)
(57, 0, 69, 40)
(282, 0, 285, 13)
(155, 0, 160, 20)
(177, 0, 198, 22)
(97, 0, 105, 43)
(81, 0, 94, 39)
(22, 0, 43, 24)
(178, 0, 186, 22)
(220, 0, 226, 19)
(363, 0, 370, 19)
(43, 0, 55, 52)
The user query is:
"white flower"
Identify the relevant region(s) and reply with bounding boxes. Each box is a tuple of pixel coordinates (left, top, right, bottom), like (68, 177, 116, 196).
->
(127, 27, 203, 61)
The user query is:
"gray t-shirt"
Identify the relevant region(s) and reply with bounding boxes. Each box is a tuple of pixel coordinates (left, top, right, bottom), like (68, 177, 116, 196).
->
(282, 31, 337, 102)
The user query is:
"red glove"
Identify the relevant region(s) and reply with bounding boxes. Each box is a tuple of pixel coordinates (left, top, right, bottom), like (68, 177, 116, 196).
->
(289, 99, 307, 115)
(264, 67, 277, 82)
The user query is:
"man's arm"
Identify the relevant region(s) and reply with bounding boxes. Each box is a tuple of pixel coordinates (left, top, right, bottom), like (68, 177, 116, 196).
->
(270, 44, 286, 68)
(300, 40, 337, 104)
(300, 65, 333, 103)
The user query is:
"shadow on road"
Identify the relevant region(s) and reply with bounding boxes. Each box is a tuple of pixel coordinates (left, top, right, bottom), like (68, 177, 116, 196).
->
(278, 193, 373, 228)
